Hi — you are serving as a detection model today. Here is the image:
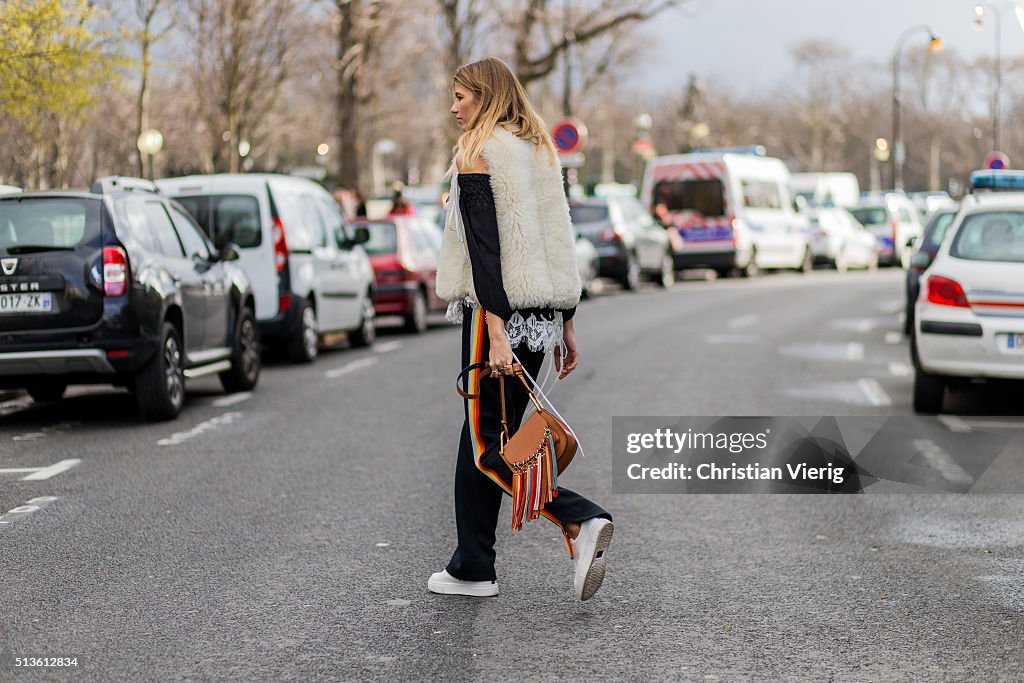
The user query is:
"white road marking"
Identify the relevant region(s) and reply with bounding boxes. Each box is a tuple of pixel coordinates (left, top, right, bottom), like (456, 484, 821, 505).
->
(858, 378, 892, 406)
(846, 343, 865, 361)
(212, 392, 253, 408)
(0, 467, 44, 474)
(912, 438, 974, 484)
(878, 300, 904, 314)
(158, 411, 244, 447)
(325, 357, 378, 378)
(21, 458, 80, 481)
(704, 334, 759, 344)
(373, 341, 403, 354)
(885, 332, 903, 345)
(888, 362, 911, 377)
(961, 419, 1024, 430)
(938, 415, 972, 433)
(727, 314, 758, 329)
(12, 432, 46, 441)
(0, 496, 59, 527)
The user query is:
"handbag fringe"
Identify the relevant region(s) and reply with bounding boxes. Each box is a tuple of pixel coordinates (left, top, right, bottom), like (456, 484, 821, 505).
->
(509, 427, 558, 531)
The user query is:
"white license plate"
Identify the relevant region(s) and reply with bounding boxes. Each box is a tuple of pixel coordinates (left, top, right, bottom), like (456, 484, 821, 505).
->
(0, 292, 53, 314)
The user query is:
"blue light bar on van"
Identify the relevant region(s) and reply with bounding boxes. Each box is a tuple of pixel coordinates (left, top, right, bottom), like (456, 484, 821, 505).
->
(970, 169, 1024, 191)
(690, 145, 766, 156)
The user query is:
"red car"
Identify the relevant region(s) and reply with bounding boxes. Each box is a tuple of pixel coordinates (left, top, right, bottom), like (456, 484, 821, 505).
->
(357, 216, 447, 333)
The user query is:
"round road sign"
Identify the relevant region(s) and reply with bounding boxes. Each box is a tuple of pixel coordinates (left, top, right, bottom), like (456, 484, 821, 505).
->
(985, 151, 1010, 169)
(551, 118, 588, 154)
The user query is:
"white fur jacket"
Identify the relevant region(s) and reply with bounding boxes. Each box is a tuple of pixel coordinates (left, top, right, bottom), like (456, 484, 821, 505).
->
(435, 125, 582, 312)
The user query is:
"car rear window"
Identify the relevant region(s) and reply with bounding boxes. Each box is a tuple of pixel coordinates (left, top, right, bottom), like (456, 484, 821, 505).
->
(848, 206, 888, 226)
(652, 179, 726, 218)
(174, 194, 262, 248)
(950, 211, 1024, 263)
(570, 205, 610, 224)
(0, 197, 100, 253)
(922, 211, 957, 250)
(360, 222, 398, 255)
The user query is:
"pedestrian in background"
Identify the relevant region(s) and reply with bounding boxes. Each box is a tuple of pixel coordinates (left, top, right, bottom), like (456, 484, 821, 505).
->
(429, 56, 614, 601)
(389, 186, 414, 216)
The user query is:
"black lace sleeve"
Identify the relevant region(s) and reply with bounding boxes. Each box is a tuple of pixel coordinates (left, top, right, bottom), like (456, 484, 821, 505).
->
(458, 174, 514, 322)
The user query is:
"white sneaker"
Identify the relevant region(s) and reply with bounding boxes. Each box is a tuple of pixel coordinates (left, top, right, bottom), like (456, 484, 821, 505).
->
(571, 518, 614, 601)
(427, 570, 499, 597)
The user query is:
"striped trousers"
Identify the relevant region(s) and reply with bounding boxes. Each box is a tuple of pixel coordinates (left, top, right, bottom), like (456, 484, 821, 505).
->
(446, 305, 610, 582)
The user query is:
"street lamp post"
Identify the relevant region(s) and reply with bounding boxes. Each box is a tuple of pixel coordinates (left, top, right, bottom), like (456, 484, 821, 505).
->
(136, 129, 163, 181)
(891, 25, 942, 191)
(974, 3, 1003, 151)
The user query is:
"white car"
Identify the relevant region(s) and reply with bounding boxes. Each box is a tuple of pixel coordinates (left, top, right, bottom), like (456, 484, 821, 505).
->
(849, 193, 923, 268)
(0, 185, 22, 196)
(157, 174, 376, 362)
(912, 192, 1024, 413)
(807, 207, 879, 272)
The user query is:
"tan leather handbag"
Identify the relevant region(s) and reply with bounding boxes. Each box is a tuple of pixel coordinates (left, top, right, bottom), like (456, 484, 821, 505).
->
(456, 362, 578, 530)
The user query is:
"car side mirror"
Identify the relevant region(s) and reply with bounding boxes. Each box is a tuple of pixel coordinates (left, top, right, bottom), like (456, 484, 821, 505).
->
(353, 226, 370, 245)
(909, 251, 931, 270)
(906, 236, 917, 249)
(219, 242, 241, 262)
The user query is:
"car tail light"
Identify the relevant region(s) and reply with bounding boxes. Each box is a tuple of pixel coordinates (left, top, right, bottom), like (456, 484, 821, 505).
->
(926, 275, 969, 308)
(107, 350, 130, 359)
(279, 293, 291, 312)
(272, 216, 289, 272)
(103, 246, 128, 296)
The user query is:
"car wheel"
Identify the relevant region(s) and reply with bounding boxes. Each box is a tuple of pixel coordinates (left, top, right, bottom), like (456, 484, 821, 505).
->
(288, 302, 319, 363)
(404, 289, 428, 334)
(739, 248, 759, 278)
(913, 366, 946, 414)
(798, 248, 813, 273)
(620, 253, 640, 291)
(135, 322, 185, 421)
(656, 252, 675, 288)
(220, 306, 261, 393)
(833, 248, 848, 274)
(26, 380, 68, 403)
(349, 294, 376, 347)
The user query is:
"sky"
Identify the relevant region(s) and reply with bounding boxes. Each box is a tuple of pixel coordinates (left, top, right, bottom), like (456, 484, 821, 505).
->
(640, 0, 1024, 94)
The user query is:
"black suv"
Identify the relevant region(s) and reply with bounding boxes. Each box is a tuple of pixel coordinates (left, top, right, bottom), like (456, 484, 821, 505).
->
(0, 177, 260, 420)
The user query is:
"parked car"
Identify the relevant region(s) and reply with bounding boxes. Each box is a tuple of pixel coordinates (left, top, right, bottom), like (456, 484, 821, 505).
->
(791, 172, 860, 208)
(807, 207, 879, 272)
(911, 191, 1024, 413)
(0, 177, 259, 420)
(157, 174, 376, 362)
(570, 195, 673, 290)
(574, 231, 599, 298)
(0, 185, 22, 196)
(848, 193, 923, 268)
(641, 149, 811, 277)
(904, 206, 958, 334)
(358, 215, 447, 333)
(910, 191, 956, 222)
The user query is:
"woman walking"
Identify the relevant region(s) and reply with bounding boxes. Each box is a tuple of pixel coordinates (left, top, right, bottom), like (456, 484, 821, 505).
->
(429, 57, 613, 601)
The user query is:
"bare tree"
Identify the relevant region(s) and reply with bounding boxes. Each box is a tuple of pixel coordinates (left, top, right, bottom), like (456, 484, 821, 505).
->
(184, 0, 298, 173)
(131, 0, 173, 176)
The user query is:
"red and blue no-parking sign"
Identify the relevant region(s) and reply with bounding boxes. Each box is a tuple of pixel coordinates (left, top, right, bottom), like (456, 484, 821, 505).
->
(985, 151, 1010, 169)
(551, 118, 588, 154)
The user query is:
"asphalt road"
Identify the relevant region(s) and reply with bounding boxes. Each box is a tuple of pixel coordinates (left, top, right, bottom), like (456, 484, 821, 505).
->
(1, 268, 1021, 682)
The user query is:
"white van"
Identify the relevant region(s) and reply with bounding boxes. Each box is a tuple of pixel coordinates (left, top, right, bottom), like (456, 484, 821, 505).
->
(157, 174, 376, 362)
(791, 172, 860, 208)
(641, 150, 811, 276)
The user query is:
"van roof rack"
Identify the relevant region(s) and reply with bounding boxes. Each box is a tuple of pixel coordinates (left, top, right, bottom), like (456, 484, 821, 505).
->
(689, 145, 766, 156)
(90, 176, 160, 195)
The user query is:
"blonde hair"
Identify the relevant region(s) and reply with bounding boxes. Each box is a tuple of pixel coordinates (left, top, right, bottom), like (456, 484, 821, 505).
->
(452, 57, 558, 170)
